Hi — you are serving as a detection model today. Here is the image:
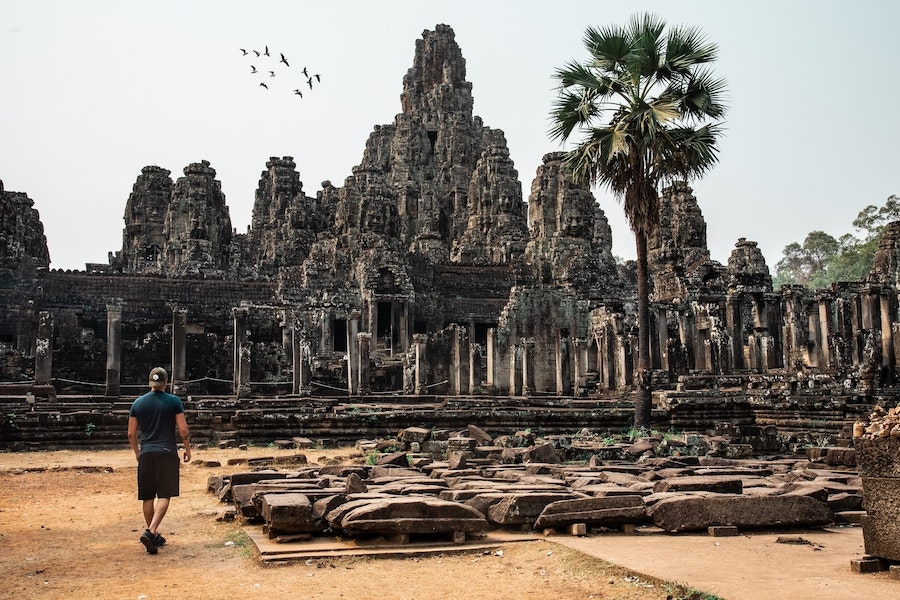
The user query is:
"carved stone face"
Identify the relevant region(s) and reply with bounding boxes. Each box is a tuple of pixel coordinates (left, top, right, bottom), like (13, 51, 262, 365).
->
(561, 206, 587, 238)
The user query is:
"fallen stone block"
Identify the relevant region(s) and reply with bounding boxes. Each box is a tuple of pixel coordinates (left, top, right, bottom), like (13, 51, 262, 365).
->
(486, 492, 575, 526)
(327, 496, 488, 536)
(520, 443, 561, 464)
(648, 494, 833, 532)
(533, 495, 648, 529)
(259, 492, 325, 535)
(850, 556, 887, 573)
(652, 475, 744, 494)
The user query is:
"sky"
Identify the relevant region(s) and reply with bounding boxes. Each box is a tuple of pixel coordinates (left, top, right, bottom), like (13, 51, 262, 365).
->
(1, 0, 898, 271)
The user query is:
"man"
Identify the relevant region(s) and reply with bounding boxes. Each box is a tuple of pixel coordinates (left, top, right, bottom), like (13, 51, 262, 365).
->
(127, 366, 191, 554)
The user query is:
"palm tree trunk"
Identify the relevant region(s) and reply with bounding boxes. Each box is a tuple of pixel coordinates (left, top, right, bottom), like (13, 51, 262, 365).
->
(633, 230, 652, 431)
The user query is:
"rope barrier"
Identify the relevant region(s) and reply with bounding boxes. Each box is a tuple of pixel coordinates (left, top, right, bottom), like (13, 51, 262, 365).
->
(311, 381, 350, 392)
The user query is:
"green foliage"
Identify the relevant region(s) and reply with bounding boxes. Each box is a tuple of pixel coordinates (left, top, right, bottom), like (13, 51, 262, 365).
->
(84, 422, 97, 437)
(3, 413, 18, 430)
(662, 584, 725, 600)
(774, 194, 898, 287)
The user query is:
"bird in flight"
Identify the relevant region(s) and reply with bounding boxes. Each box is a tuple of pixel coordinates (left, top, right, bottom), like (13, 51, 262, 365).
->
(239, 45, 323, 99)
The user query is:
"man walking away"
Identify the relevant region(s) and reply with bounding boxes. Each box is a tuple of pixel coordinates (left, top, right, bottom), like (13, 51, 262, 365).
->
(127, 367, 191, 554)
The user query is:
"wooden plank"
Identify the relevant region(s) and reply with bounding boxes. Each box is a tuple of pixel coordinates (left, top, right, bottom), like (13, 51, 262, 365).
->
(245, 527, 540, 561)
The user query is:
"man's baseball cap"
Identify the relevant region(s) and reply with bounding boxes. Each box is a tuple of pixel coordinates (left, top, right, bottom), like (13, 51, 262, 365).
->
(149, 367, 168, 384)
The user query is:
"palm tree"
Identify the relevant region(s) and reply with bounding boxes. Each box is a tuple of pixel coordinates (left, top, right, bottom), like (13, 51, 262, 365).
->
(549, 13, 727, 430)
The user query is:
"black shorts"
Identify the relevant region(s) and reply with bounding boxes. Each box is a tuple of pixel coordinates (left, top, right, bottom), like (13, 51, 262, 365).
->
(137, 451, 180, 500)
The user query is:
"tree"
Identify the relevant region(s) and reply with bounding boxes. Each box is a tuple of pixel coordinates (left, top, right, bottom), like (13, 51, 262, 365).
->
(773, 195, 899, 287)
(773, 231, 839, 287)
(549, 13, 727, 430)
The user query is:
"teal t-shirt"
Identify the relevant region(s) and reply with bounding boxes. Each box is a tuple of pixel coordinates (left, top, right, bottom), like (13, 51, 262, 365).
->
(129, 390, 185, 455)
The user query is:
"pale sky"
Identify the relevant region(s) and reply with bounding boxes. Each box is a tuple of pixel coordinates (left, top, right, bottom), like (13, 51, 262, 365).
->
(1, 0, 897, 271)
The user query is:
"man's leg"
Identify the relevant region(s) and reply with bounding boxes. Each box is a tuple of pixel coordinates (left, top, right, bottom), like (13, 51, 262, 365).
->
(146, 497, 170, 535)
(142, 499, 155, 528)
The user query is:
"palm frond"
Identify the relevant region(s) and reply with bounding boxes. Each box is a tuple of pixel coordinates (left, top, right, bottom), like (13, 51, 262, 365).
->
(583, 25, 632, 71)
(664, 25, 718, 73)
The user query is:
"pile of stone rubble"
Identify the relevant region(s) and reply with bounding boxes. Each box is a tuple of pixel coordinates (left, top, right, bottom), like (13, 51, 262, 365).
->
(206, 426, 861, 545)
(858, 404, 900, 439)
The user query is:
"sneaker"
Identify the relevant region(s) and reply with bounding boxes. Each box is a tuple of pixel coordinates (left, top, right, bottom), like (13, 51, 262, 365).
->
(153, 532, 166, 547)
(140, 530, 158, 554)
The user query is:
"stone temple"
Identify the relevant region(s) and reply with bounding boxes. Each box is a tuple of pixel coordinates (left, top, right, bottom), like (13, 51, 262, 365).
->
(2, 24, 900, 447)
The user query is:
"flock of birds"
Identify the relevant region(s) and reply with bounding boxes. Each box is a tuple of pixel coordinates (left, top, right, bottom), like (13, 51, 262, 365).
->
(240, 45, 321, 98)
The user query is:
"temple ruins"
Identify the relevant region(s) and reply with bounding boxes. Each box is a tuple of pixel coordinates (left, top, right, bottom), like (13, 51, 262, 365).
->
(2, 24, 900, 450)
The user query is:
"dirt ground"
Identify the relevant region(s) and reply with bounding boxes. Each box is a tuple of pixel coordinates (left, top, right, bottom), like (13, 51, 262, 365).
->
(0, 447, 895, 600)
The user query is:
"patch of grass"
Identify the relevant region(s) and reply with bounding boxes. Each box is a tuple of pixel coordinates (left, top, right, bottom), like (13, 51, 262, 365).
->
(224, 529, 254, 558)
(663, 582, 725, 600)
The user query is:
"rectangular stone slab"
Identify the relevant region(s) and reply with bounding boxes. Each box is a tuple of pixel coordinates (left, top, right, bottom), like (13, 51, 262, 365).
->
(648, 494, 833, 532)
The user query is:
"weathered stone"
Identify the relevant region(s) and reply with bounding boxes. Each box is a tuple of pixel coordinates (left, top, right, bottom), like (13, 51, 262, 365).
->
(327, 496, 488, 535)
(259, 492, 324, 534)
(859, 479, 900, 561)
(399, 426, 431, 443)
(648, 494, 833, 532)
(652, 475, 744, 494)
(375, 450, 410, 467)
(447, 450, 470, 470)
(533, 495, 648, 529)
(466, 424, 493, 446)
(520, 443, 560, 464)
(855, 437, 900, 478)
(345, 472, 368, 494)
(486, 492, 575, 526)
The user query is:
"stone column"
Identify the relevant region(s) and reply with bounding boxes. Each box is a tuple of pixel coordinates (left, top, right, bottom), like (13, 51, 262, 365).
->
(678, 312, 696, 371)
(291, 323, 306, 395)
(469, 343, 483, 394)
(233, 307, 248, 396)
(556, 335, 571, 395)
(486, 328, 495, 390)
(400, 302, 411, 352)
(509, 343, 522, 397)
(573, 338, 587, 397)
(725, 296, 744, 370)
(522, 337, 535, 396)
(105, 303, 122, 398)
(34, 310, 53, 388)
(16, 300, 36, 355)
(880, 292, 895, 375)
(238, 341, 251, 397)
(357, 332, 371, 395)
(451, 326, 462, 395)
(413, 334, 427, 395)
(348, 311, 360, 395)
(816, 295, 832, 369)
(808, 308, 822, 368)
(172, 308, 187, 396)
(281, 310, 293, 365)
(656, 306, 671, 372)
(614, 334, 628, 389)
(850, 294, 863, 366)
